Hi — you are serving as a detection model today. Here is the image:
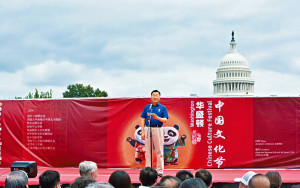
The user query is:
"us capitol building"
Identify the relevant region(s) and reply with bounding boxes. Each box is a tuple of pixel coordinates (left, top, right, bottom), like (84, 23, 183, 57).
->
(213, 31, 255, 96)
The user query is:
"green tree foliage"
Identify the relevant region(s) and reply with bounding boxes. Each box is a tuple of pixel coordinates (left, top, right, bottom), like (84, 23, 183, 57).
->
(15, 88, 53, 99)
(62, 84, 108, 98)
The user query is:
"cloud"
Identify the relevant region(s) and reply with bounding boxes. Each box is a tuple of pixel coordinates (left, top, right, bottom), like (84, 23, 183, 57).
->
(0, 60, 84, 99)
(252, 69, 300, 96)
(93, 64, 216, 98)
(2, 0, 299, 72)
(21, 60, 84, 86)
(1, 58, 300, 99)
(291, 57, 300, 73)
(0, 60, 215, 98)
(0, 71, 27, 99)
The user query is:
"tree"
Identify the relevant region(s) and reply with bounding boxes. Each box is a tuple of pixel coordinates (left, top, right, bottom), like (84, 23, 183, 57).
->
(39, 90, 53, 98)
(15, 88, 53, 99)
(62, 84, 108, 98)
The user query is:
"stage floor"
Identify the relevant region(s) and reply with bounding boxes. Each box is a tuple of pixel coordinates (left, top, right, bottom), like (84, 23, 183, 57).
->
(1, 167, 300, 186)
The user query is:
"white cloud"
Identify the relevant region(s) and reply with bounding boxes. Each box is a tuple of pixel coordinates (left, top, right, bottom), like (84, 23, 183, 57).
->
(0, 71, 27, 99)
(252, 69, 300, 96)
(291, 57, 300, 73)
(0, 60, 215, 99)
(1, 59, 300, 99)
(91, 64, 216, 98)
(21, 60, 84, 85)
(247, 52, 273, 67)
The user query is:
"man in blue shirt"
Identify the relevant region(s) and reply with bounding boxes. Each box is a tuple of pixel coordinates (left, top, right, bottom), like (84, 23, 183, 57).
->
(141, 90, 169, 177)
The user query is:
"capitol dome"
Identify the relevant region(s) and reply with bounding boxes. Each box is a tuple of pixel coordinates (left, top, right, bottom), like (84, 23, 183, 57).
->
(213, 31, 255, 96)
(220, 53, 248, 67)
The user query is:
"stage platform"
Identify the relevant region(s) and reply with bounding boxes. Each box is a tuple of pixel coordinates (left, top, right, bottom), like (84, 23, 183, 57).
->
(1, 167, 300, 187)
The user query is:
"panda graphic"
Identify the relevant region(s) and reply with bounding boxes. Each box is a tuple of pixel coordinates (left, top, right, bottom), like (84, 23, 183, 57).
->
(126, 125, 145, 164)
(163, 124, 187, 165)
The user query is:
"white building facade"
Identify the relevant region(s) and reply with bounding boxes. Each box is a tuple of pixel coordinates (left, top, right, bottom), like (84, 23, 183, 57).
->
(213, 32, 255, 96)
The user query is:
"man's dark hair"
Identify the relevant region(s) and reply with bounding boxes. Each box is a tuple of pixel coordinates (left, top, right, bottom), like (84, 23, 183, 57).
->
(159, 176, 181, 188)
(176, 170, 194, 182)
(266, 171, 282, 188)
(39, 170, 60, 188)
(71, 177, 96, 188)
(5, 171, 28, 188)
(139, 167, 158, 186)
(179, 178, 207, 188)
(151, 90, 161, 96)
(195, 169, 212, 187)
(249, 174, 270, 188)
(109, 170, 132, 188)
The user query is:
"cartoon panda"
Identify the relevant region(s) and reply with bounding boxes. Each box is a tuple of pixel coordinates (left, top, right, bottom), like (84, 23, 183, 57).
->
(126, 125, 145, 164)
(163, 124, 187, 165)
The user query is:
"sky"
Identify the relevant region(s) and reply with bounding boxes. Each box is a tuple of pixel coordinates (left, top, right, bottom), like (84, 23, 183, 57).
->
(0, 0, 299, 99)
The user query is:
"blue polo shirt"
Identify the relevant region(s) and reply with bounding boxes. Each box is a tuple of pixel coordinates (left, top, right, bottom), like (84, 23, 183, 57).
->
(141, 103, 169, 126)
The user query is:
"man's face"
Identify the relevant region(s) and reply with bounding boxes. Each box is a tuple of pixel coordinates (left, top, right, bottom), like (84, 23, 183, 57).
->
(91, 169, 98, 180)
(151, 92, 160, 104)
(55, 182, 61, 188)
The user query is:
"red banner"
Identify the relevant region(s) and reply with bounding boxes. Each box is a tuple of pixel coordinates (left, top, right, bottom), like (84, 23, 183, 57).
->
(0, 97, 299, 168)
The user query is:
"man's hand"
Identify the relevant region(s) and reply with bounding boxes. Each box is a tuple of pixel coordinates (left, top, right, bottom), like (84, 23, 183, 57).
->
(149, 113, 160, 120)
(148, 113, 167, 123)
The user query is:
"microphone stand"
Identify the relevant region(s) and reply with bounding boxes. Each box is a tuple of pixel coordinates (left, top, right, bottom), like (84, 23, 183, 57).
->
(146, 104, 153, 168)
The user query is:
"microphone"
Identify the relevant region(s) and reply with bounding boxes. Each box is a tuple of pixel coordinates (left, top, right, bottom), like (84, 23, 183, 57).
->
(149, 103, 153, 111)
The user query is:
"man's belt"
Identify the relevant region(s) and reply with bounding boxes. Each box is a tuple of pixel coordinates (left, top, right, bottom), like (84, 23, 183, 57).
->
(148, 125, 162, 128)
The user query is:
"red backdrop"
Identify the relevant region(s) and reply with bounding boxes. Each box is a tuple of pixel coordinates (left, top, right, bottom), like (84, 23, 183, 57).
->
(0, 97, 299, 168)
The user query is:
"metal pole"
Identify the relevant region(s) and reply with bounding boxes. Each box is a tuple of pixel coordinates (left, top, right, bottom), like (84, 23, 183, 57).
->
(148, 107, 153, 168)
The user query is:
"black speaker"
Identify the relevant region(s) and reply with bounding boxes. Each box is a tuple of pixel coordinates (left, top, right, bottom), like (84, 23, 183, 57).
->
(11, 161, 38, 178)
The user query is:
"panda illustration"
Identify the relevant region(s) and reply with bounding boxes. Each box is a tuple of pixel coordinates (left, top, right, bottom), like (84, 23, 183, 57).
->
(163, 124, 187, 165)
(126, 125, 145, 164)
